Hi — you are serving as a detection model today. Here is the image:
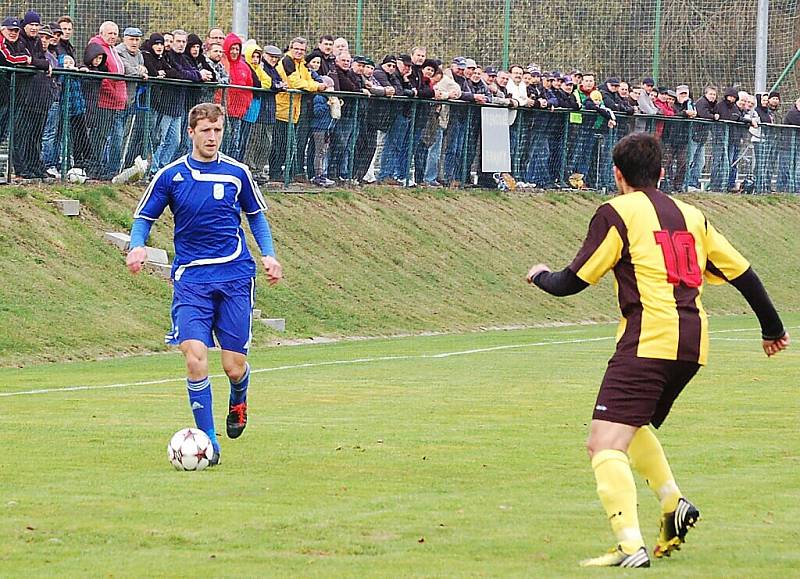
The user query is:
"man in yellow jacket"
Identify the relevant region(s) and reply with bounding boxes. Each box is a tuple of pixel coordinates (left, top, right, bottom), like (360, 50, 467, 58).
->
(269, 36, 327, 183)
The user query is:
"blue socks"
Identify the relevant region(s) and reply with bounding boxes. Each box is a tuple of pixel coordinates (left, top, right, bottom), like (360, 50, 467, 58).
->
(187, 377, 219, 452)
(230, 363, 250, 405)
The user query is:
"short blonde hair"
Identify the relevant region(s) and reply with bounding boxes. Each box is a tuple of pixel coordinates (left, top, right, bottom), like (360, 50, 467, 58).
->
(188, 103, 225, 129)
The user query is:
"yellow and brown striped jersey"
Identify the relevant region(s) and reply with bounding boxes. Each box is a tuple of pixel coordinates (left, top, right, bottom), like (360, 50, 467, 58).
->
(568, 187, 750, 365)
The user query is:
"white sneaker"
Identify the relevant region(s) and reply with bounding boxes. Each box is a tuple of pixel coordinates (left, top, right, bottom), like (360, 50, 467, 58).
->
(686, 186, 700, 193)
(46, 167, 61, 179)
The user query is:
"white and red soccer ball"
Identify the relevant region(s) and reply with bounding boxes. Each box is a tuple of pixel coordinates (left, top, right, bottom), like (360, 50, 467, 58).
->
(167, 428, 214, 471)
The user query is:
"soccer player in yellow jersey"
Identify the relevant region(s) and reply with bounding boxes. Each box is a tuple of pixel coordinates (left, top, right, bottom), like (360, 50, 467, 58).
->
(526, 133, 789, 568)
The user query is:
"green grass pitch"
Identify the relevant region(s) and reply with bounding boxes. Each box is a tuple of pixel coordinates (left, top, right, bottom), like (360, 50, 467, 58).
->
(2, 315, 799, 576)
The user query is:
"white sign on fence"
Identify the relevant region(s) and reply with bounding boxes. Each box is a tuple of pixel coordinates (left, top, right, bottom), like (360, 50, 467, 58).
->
(481, 108, 511, 173)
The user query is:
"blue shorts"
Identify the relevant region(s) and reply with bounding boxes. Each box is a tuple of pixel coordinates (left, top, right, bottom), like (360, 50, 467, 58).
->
(166, 277, 256, 354)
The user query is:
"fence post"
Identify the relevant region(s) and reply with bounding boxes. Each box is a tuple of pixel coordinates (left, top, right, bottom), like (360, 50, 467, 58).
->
(284, 93, 295, 189)
(144, 83, 152, 160)
(404, 100, 417, 185)
(722, 124, 730, 191)
(7, 71, 15, 178)
(559, 112, 569, 185)
(460, 105, 473, 187)
(60, 74, 71, 181)
(347, 95, 361, 180)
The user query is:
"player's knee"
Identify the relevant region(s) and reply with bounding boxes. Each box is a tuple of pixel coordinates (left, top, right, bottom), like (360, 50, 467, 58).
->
(223, 359, 247, 382)
(184, 351, 208, 378)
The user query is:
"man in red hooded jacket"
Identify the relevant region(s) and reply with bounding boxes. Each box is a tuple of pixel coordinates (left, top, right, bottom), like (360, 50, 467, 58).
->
(87, 21, 127, 179)
(221, 33, 260, 161)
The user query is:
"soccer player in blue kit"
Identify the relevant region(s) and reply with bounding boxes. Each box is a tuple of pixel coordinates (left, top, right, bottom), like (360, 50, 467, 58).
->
(126, 103, 283, 466)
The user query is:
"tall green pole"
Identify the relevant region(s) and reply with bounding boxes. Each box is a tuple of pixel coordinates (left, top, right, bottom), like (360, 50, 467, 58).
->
(69, 0, 75, 19)
(652, 0, 663, 82)
(209, 0, 216, 29)
(355, 0, 363, 54)
(502, 0, 511, 70)
(770, 48, 800, 93)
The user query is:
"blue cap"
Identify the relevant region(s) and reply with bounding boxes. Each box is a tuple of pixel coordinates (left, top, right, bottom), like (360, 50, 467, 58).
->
(123, 27, 143, 37)
(2, 17, 20, 28)
(452, 56, 467, 68)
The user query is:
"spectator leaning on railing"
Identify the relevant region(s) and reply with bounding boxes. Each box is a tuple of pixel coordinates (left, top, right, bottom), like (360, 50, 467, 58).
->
(0, 17, 30, 144)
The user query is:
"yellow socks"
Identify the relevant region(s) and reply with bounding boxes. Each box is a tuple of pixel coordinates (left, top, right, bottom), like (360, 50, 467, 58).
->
(591, 449, 644, 554)
(627, 426, 681, 513)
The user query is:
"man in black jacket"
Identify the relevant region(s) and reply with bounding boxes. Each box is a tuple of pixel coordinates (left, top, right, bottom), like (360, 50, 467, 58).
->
(328, 51, 362, 180)
(776, 96, 800, 192)
(0, 16, 30, 146)
(14, 10, 52, 179)
(710, 87, 742, 191)
(685, 85, 717, 190)
(306, 34, 335, 76)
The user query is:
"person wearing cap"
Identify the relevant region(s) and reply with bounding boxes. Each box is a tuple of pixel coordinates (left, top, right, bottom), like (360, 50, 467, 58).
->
(0, 16, 31, 144)
(114, 27, 147, 79)
(753, 91, 782, 193)
(662, 84, 697, 193)
(270, 36, 327, 182)
(708, 87, 742, 191)
(442, 56, 484, 185)
(775, 96, 800, 191)
(351, 56, 393, 184)
(141, 33, 184, 175)
(378, 52, 418, 184)
(38, 23, 65, 178)
(683, 85, 718, 191)
(636, 77, 659, 116)
(11, 10, 54, 179)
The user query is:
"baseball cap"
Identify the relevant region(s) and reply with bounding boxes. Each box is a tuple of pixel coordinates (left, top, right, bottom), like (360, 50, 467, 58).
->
(484, 66, 497, 76)
(452, 56, 467, 68)
(38, 24, 55, 37)
(529, 67, 541, 76)
(382, 54, 397, 65)
(352, 54, 368, 64)
(149, 32, 165, 45)
(657, 86, 670, 94)
(561, 75, 574, 85)
(676, 84, 690, 94)
(264, 44, 282, 57)
(123, 27, 143, 37)
(398, 53, 412, 65)
(363, 57, 375, 67)
(464, 58, 477, 68)
(643, 77, 655, 86)
(667, 89, 677, 98)
(768, 91, 781, 99)
(48, 21, 62, 34)
(606, 77, 621, 86)
(2, 17, 20, 29)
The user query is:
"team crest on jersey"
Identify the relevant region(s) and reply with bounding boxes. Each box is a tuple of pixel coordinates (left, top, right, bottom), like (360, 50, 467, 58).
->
(213, 183, 225, 200)
(172, 172, 184, 182)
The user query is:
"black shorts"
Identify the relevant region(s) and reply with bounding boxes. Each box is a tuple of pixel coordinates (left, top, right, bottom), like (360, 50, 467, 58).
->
(593, 355, 701, 428)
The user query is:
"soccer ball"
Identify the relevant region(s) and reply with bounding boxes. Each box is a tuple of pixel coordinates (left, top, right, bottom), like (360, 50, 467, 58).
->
(167, 428, 214, 471)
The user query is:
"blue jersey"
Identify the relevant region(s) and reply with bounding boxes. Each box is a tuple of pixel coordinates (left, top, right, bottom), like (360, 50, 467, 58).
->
(134, 154, 269, 283)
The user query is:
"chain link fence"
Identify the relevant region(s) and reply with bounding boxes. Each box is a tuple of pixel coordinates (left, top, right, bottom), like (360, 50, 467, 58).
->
(1, 66, 799, 193)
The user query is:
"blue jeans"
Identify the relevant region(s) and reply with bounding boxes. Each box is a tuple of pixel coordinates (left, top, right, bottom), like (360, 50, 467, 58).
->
(685, 138, 706, 188)
(379, 113, 411, 181)
(222, 117, 243, 161)
(330, 115, 356, 179)
(151, 114, 181, 173)
(568, 124, 594, 177)
(98, 108, 126, 178)
(525, 128, 550, 185)
(424, 127, 444, 184)
(443, 115, 468, 182)
(41, 101, 62, 169)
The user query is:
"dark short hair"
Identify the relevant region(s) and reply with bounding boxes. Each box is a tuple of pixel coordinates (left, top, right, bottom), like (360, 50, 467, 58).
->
(319, 34, 334, 43)
(57, 15, 72, 24)
(612, 133, 662, 188)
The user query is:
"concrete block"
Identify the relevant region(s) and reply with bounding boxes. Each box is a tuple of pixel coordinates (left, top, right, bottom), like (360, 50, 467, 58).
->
(146, 262, 172, 279)
(252, 308, 262, 319)
(146, 246, 169, 265)
(105, 231, 168, 264)
(260, 318, 286, 332)
(105, 231, 130, 250)
(55, 199, 80, 216)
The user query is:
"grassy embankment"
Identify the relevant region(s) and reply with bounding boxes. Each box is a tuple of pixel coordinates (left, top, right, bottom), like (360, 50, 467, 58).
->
(1, 184, 798, 366)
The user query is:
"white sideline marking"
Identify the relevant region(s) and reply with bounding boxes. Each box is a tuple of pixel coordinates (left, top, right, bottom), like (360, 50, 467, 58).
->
(0, 326, 776, 398)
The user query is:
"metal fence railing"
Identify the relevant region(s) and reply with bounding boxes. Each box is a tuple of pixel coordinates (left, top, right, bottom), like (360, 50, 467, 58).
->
(1, 65, 799, 194)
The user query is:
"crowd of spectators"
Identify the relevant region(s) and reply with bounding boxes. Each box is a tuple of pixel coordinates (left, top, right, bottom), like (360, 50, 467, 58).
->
(1, 10, 799, 193)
